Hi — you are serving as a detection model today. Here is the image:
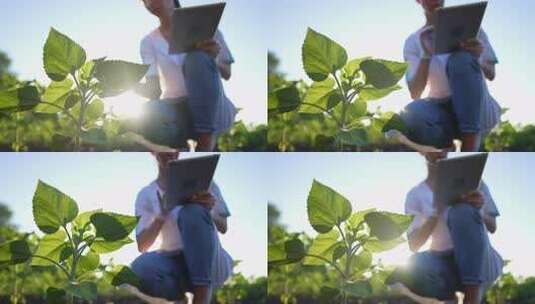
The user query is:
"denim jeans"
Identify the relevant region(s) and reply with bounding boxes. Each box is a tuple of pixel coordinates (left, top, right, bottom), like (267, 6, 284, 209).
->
(138, 51, 226, 149)
(131, 204, 216, 302)
(390, 204, 498, 302)
(400, 51, 484, 150)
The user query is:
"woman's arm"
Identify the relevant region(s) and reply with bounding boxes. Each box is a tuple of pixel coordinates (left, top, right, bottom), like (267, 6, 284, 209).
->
(135, 76, 162, 100)
(481, 61, 496, 81)
(408, 58, 431, 99)
(212, 213, 228, 234)
(218, 63, 231, 81)
(408, 215, 439, 252)
(136, 216, 165, 252)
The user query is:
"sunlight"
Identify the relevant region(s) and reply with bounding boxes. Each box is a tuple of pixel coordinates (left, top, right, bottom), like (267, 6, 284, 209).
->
(105, 91, 146, 119)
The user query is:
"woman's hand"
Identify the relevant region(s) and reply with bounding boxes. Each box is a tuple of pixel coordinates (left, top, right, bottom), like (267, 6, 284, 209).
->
(188, 191, 216, 209)
(460, 190, 484, 209)
(460, 38, 484, 58)
(195, 39, 221, 58)
(420, 25, 435, 57)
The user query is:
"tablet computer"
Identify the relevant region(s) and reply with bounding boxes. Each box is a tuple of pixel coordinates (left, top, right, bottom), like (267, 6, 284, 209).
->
(165, 154, 220, 209)
(433, 153, 488, 205)
(169, 2, 226, 54)
(433, 1, 487, 54)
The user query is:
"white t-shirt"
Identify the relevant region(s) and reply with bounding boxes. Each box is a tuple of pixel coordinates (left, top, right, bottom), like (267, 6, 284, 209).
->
(403, 28, 501, 134)
(134, 180, 233, 287)
(405, 180, 499, 251)
(140, 29, 234, 99)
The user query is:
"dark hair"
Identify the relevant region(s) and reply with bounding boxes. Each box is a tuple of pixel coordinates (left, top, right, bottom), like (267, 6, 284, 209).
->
(174, 0, 181, 8)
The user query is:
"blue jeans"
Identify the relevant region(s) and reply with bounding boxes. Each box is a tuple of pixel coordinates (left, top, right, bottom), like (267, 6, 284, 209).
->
(401, 51, 484, 150)
(131, 204, 216, 301)
(138, 51, 224, 148)
(391, 204, 492, 301)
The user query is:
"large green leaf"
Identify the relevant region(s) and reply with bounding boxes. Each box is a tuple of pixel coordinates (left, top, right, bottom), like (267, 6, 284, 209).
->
(65, 281, 97, 301)
(303, 230, 344, 265)
(302, 28, 348, 82)
(332, 101, 367, 125)
(381, 112, 408, 134)
(32, 230, 69, 266)
(268, 85, 301, 115)
(90, 212, 138, 242)
(300, 78, 340, 114)
(364, 211, 413, 241)
(43, 28, 87, 81)
(94, 60, 149, 97)
(336, 127, 369, 147)
(0, 240, 31, 266)
(363, 237, 406, 253)
(104, 265, 141, 289)
(73, 209, 102, 229)
(32, 180, 79, 234)
(46, 287, 67, 304)
(0, 86, 40, 113)
(90, 237, 133, 254)
(343, 57, 371, 78)
(307, 180, 352, 233)
(268, 238, 305, 267)
(347, 208, 376, 230)
(353, 249, 372, 273)
(77, 251, 100, 273)
(359, 85, 401, 102)
(34, 79, 74, 113)
(342, 281, 372, 298)
(360, 59, 407, 89)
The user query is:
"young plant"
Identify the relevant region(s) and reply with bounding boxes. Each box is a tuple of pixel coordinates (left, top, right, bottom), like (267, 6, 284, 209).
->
(0, 28, 148, 151)
(268, 180, 413, 304)
(268, 28, 408, 150)
(0, 180, 140, 303)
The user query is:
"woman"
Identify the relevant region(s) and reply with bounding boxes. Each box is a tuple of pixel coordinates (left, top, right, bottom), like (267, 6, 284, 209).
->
(131, 152, 233, 304)
(400, 0, 501, 152)
(390, 152, 503, 304)
(136, 0, 237, 151)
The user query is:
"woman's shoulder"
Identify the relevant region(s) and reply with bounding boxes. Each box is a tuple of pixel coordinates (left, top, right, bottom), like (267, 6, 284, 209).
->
(140, 28, 161, 47)
(404, 28, 423, 50)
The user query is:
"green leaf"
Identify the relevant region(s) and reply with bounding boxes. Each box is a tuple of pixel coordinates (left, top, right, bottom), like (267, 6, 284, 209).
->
(360, 59, 407, 89)
(90, 212, 138, 242)
(65, 281, 97, 301)
(84, 99, 105, 124)
(268, 85, 301, 115)
(43, 28, 87, 81)
(363, 237, 406, 253)
(33, 180, 79, 234)
(342, 281, 372, 298)
(46, 287, 66, 304)
(303, 230, 344, 265)
(268, 238, 305, 267)
(336, 127, 369, 147)
(73, 209, 102, 229)
(347, 208, 376, 230)
(77, 251, 100, 273)
(359, 85, 401, 102)
(63, 92, 80, 110)
(343, 57, 371, 78)
(300, 78, 340, 114)
(0, 240, 31, 266)
(332, 101, 367, 125)
(104, 265, 141, 288)
(35, 79, 74, 113)
(90, 237, 133, 254)
(365, 211, 413, 241)
(81, 128, 107, 145)
(381, 112, 407, 134)
(307, 180, 352, 233)
(0, 86, 40, 113)
(302, 28, 348, 82)
(94, 60, 149, 97)
(353, 249, 372, 272)
(80, 57, 106, 81)
(32, 230, 68, 266)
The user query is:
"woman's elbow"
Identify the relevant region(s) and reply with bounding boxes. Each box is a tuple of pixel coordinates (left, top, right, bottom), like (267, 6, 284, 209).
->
(408, 239, 421, 253)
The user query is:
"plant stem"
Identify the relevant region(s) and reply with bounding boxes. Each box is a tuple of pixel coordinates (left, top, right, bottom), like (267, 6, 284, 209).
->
(31, 255, 70, 278)
(305, 254, 347, 280)
(71, 73, 87, 152)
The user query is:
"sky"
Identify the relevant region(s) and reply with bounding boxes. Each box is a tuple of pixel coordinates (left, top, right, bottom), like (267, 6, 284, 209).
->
(268, 0, 534, 126)
(267, 152, 535, 278)
(0, 152, 267, 278)
(0, 0, 267, 125)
